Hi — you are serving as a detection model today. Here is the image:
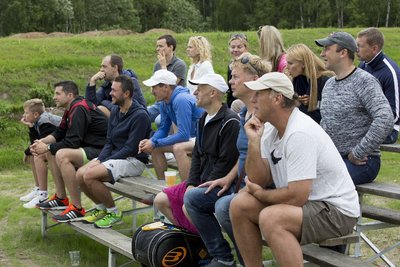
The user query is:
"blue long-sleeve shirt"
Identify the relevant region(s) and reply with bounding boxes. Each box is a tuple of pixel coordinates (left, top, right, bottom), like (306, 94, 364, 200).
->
(151, 86, 204, 148)
(98, 99, 151, 164)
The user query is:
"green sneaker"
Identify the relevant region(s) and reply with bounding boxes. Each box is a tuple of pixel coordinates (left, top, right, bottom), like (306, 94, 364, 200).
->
(82, 208, 107, 224)
(94, 212, 123, 228)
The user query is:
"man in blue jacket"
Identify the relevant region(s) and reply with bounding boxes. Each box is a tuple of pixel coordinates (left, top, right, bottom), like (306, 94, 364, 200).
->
(357, 28, 400, 144)
(54, 75, 152, 227)
(86, 54, 147, 117)
(139, 70, 204, 181)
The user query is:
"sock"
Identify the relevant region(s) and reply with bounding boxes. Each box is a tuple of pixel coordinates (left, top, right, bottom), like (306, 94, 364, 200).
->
(38, 190, 48, 198)
(106, 207, 119, 214)
(217, 260, 234, 266)
(96, 203, 106, 210)
(73, 204, 82, 211)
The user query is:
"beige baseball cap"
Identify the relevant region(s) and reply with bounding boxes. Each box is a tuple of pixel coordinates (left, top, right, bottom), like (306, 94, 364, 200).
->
(244, 72, 294, 99)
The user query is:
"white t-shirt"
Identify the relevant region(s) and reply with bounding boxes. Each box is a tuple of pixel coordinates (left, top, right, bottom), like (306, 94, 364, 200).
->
(187, 60, 214, 94)
(260, 108, 360, 218)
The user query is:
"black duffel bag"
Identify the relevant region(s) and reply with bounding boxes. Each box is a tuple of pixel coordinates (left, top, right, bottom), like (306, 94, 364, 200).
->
(132, 221, 211, 267)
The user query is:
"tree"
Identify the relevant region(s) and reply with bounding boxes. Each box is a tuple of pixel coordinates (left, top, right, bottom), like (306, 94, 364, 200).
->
(160, 0, 205, 32)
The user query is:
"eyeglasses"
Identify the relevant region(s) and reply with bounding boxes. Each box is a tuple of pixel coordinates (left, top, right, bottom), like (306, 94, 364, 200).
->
(230, 33, 247, 41)
(240, 56, 262, 76)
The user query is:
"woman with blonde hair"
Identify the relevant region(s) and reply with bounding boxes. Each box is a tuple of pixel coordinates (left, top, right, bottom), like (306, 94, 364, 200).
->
(286, 43, 334, 123)
(227, 33, 249, 107)
(186, 36, 214, 94)
(258, 25, 287, 73)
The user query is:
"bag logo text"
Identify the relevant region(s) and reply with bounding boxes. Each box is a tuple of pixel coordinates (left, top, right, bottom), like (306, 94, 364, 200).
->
(162, 247, 187, 266)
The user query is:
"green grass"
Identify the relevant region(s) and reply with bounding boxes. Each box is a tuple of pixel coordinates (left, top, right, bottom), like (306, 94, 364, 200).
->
(0, 28, 399, 266)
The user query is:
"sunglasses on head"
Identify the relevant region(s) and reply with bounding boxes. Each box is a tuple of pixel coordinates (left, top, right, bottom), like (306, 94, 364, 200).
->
(257, 25, 266, 37)
(240, 56, 262, 76)
(230, 33, 248, 40)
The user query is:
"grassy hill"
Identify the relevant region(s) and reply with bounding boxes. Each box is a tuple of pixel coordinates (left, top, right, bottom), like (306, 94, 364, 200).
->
(1, 28, 400, 170)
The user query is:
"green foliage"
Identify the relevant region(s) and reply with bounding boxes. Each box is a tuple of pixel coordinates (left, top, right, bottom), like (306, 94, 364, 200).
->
(28, 83, 55, 108)
(160, 0, 207, 32)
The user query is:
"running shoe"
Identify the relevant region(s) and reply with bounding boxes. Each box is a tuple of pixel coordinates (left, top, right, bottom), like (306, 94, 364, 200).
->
(23, 194, 48, 209)
(20, 188, 39, 202)
(82, 208, 107, 224)
(36, 194, 69, 210)
(52, 204, 85, 222)
(94, 212, 123, 228)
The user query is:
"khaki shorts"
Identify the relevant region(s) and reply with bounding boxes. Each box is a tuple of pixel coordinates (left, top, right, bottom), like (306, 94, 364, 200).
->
(102, 157, 146, 183)
(300, 201, 357, 245)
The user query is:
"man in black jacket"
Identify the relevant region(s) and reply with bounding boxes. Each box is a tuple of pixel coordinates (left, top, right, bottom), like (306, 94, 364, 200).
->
(153, 73, 240, 267)
(86, 54, 146, 117)
(31, 81, 108, 221)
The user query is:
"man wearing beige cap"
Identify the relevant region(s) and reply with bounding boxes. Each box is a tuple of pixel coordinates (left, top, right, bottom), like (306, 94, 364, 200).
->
(230, 72, 360, 267)
(154, 73, 240, 267)
(315, 32, 393, 185)
(139, 69, 204, 181)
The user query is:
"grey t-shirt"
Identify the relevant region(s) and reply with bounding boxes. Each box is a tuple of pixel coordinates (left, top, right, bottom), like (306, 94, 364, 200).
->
(154, 54, 187, 86)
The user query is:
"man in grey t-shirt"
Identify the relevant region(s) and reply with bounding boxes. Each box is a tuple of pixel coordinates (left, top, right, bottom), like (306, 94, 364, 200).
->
(148, 35, 188, 124)
(316, 32, 393, 185)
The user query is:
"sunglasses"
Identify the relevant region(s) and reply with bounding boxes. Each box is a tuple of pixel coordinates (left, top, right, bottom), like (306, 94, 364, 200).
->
(257, 25, 266, 37)
(241, 56, 262, 76)
(230, 33, 248, 41)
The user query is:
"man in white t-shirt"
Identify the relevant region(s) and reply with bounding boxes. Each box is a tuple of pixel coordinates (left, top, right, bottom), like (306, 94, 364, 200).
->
(230, 72, 360, 267)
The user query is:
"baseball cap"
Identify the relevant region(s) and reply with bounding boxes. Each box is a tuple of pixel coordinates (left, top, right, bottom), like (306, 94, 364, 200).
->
(143, 69, 177, 87)
(315, 32, 357, 52)
(189, 73, 229, 93)
(244, 72, 294, 99)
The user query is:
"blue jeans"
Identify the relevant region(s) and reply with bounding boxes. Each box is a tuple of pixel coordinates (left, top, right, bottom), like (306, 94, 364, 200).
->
(215, 193, 244, 265)
(383, 129, 399, 144)
(147, 101, 161, 127)
(184, 186, 235, 262)
(344, 155, 380, 185)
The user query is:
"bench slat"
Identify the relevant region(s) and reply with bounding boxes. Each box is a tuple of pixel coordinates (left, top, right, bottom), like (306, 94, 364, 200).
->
(362, 205, 400, 225)
(380, 143, 400, 153)
(44, 210, 134, 259)
(118, 176, 165, 195)
(302, 244, 374, 267)
(318, 233, 359, 246)
(105, 181, 155, 204)
(356, 182, 400, 199)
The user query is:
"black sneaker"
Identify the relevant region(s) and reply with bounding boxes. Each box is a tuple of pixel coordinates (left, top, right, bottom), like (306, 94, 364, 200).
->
(52, 204, 85, 222)
(36, 194, 69, 210)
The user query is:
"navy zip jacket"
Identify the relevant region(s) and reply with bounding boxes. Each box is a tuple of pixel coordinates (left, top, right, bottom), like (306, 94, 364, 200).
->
(97, 99, 152, 164)
(49, 97, 107, 154)
(359, 51, 400, 130)
(85, 69, 147, 110)
(186, 104, 240, 187)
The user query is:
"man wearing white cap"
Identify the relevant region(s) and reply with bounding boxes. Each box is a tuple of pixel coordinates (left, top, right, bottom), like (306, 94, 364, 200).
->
(230, 72, 360, 267)
(154, 73, 240, 267)
(315, 32, 393, 185)
(139, 69, 204, 181)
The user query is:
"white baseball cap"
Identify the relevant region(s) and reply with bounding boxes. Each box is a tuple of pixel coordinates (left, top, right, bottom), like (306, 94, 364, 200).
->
(244, 72, 294, 99)
(143, 69, 177, 87)
(189, 73, 229, 93)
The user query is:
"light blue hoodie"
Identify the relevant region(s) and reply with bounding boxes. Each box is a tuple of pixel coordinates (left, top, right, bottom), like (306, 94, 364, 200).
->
(151, 86, 204, 147)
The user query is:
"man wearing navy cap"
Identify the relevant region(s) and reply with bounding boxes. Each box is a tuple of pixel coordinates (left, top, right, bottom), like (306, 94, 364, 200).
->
(315, 32, 393, 185)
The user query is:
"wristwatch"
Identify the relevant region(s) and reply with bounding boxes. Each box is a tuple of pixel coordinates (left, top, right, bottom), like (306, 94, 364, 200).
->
(47, 144, 51, 151)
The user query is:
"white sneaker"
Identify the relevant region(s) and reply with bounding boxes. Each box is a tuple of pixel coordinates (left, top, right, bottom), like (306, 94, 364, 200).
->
(23, 195, 48, 209)
(20, 188, 39, 202)
(165, 152, 176, 162)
